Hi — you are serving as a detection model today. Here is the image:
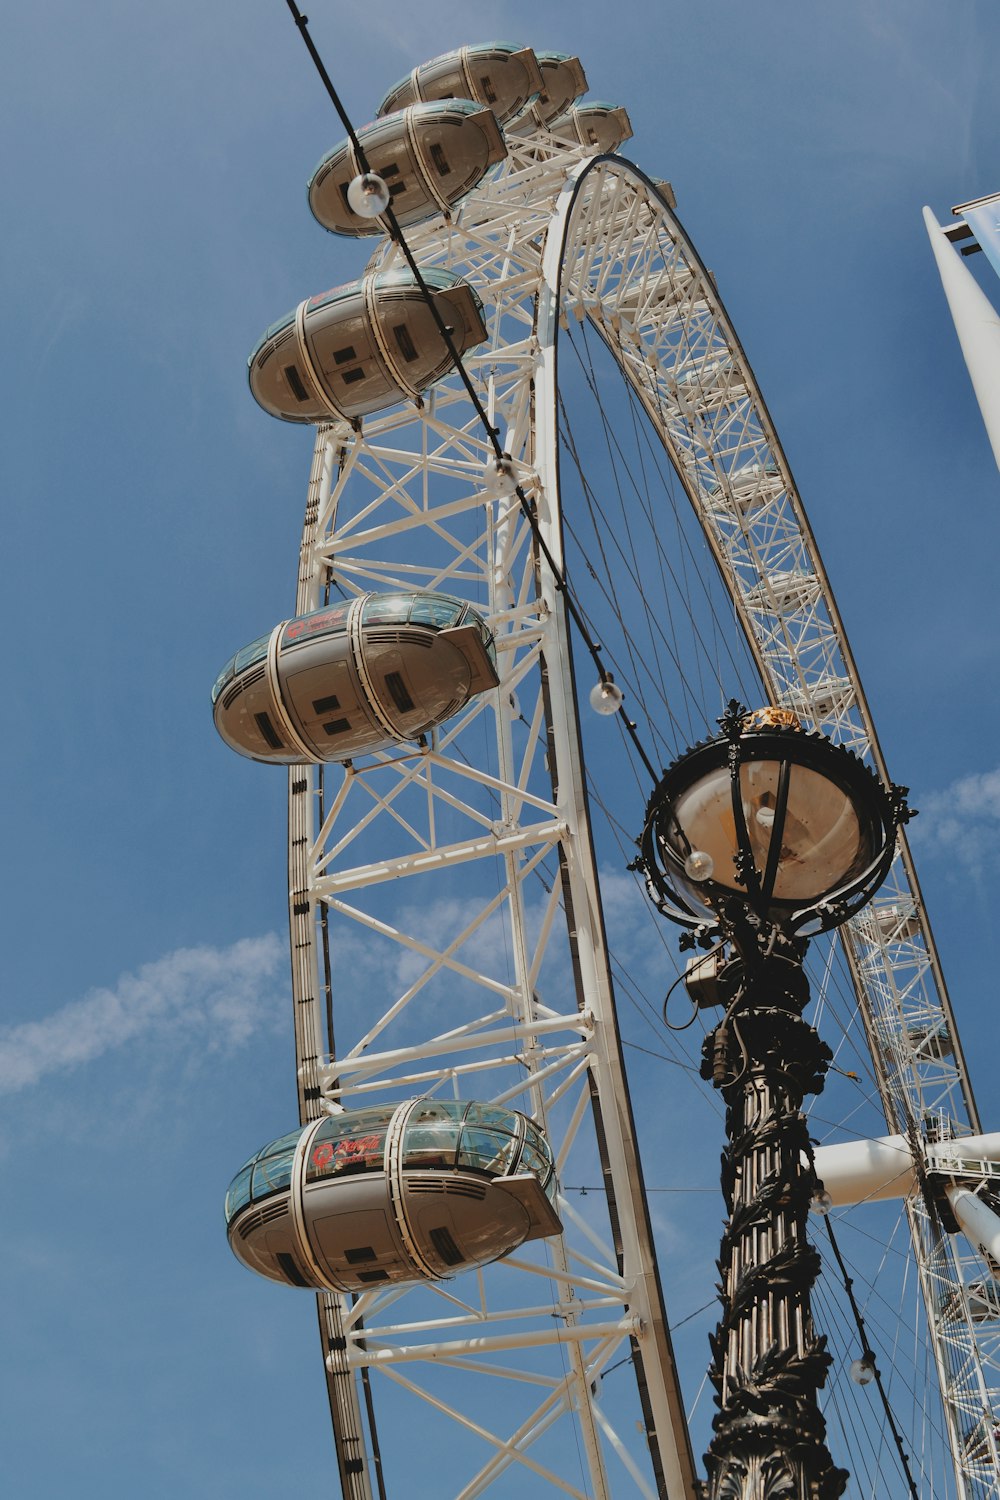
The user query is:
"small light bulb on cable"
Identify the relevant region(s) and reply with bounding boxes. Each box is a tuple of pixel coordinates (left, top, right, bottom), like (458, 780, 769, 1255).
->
(347, 171, 390, 218)
(482, 453, 516, 492)
(589, 677, 623, 716)
(684, 850, 714, 882)
(809, 1189, 833, 1215)
(755, 806, 776, 828)
(849, 1354, 877, 1386)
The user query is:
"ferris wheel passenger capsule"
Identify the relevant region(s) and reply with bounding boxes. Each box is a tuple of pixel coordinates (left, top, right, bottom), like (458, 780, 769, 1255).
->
(547, 101, 633, 153)
(507, 51, 587, 133)
(248, 268, 487, 424)
(309, 100, 507, 236)
(212, 590, 499, 764)
(378, 43, 544, 125)
(225, 1099, 562, 1292)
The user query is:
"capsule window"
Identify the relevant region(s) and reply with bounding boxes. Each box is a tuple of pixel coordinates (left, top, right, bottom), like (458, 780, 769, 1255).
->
(234, 634, 272, 675)
(275, 1252, 310, 1288)
(261, 1129, 304, 1158)
(362, 594, 413, 626)
(251, 1147, 296, 1201)
(341, 368, 365, 385)
(283, 604, 350, 645)
(458, 1126, 517, 1176)
(283, 364, 310, 403)
(518, 1140, 552, 1187)
(413, 1100, 466, 1122)
(254, 712, 284, 751)
(475, 619, 497, 666)
(430, 143, 451, 176)
(306, 1107, 394, 1182)
(407, 595, 463, 630)
(464, 1102, 519, 1131)
(211, 658, 237, 705)
(429, 1226, 464, 1266)
(333, 346, 357, 366)
(392, 324, 418, 363)
(322, 718, 351, 736)
(383, 672, 415, 714)
(312, 694, 341, 715)
(344, 1246, 378, 1264)
(225, 1163, 254, 1222)
(402, 1115, 461, 1170)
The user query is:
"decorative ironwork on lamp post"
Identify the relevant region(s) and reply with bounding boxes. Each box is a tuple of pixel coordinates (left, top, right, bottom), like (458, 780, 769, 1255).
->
(634, 702, 911, 1500)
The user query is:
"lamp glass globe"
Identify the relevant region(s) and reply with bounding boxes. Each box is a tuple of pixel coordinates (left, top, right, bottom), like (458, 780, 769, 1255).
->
(589, 679, 623, 716)
(683, 849, 715, 883)
(347, 172, 391, 218)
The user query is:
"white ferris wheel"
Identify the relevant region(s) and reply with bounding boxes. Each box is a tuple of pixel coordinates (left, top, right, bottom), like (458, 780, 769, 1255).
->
(216, 38, 1000, 1500)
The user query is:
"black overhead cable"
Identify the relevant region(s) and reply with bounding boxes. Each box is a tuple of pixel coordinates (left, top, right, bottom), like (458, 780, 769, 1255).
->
(283, 0, 660, 786)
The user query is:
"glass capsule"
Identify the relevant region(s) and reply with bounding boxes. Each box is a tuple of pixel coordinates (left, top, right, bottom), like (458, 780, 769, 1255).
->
(507, 51, 587, 133)
(378, 44, 544, 126)
(547, 102, 633, 153)
(212, 591, 499, 764)
(247, 268, 486, 424)
(309, 99, 506, 236)
(225, 1099, 561, 1292)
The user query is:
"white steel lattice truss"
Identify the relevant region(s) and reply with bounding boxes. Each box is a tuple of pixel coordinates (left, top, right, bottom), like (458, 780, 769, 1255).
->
(279, 131, 999, 1499)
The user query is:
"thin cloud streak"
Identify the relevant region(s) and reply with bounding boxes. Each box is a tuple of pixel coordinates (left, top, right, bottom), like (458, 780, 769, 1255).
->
(0, 935, 285, 1094)
(915, 765, 1000, 876)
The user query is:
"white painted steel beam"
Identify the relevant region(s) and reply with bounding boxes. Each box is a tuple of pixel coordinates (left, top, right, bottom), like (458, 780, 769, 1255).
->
(812, 1131, 1000, 1207)
(947, 1187, 1000, 1265)
(924, 204, 1000, 475)
(812, 1133, 916, 1206)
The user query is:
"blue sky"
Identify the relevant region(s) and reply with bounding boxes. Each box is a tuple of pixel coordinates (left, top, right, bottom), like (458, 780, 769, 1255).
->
(2, 2, 999, 1496)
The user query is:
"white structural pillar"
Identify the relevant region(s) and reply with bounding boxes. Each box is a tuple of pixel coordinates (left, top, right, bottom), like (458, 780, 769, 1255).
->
(811, 1130, 1000, 1207)
(924, 204, 1000, 475)
(811, 1133, 915, 1206)
(947, 1186, 1000, 1264)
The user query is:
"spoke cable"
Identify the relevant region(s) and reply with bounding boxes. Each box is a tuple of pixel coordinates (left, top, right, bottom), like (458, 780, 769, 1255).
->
(823, 1217, 922, 1500)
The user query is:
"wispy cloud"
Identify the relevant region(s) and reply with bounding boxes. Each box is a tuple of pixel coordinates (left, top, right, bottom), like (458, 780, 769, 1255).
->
(0, 935, 285, 1094)
(914, 765, 1000, 877)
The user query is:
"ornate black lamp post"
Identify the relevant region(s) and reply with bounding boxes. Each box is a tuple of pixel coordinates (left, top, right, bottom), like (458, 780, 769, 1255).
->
(634, 702, 910, 1500)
